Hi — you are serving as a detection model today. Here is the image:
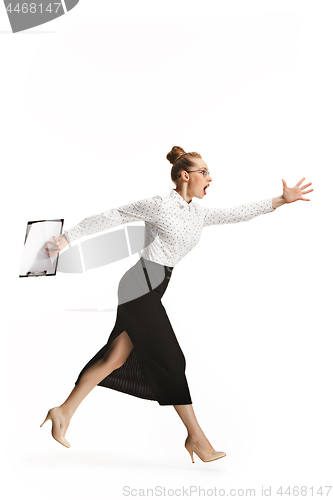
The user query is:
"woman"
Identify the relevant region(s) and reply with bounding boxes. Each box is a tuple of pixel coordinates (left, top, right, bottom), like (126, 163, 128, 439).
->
(40, 146, 313, 463)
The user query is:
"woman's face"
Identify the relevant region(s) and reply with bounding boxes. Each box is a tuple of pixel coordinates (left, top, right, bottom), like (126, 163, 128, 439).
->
(186, 158, 213, 199)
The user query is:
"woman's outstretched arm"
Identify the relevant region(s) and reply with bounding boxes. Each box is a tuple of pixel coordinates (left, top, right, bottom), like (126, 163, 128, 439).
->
(202, 177, 313, 227)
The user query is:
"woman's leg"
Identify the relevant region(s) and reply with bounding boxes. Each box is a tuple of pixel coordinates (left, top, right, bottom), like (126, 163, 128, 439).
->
(56, 331, 134, 437)
(173, 404, 215, 453)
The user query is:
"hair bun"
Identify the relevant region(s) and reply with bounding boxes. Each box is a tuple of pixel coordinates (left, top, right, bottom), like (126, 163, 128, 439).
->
(166, 146, 186, 165)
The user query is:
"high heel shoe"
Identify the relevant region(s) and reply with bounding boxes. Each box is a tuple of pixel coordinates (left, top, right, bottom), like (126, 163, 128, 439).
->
(40, 407, 70, 448)
(185, 436, 226, 463)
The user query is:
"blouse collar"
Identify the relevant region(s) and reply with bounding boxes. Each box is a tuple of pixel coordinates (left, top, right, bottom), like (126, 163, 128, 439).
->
(170, 189, 193, 208)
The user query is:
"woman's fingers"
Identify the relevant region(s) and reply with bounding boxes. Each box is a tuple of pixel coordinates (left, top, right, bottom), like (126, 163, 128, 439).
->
(296, 177, 306, 187)
(46, 237, 57, 247)
(301, 182, 312, 190)
(45, 240, 56, 253)
(46, 248, 60, 257)
(45, 235, 64, 257)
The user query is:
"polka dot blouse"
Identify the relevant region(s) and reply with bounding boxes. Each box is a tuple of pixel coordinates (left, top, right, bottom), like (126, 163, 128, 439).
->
(64, 189, 275, 267)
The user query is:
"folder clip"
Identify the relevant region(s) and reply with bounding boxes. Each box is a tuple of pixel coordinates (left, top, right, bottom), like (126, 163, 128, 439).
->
(26, 270, 48, 277)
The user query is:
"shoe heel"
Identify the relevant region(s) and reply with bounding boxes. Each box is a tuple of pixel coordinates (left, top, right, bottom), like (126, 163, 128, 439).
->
(185, 438, 195, 463)
(187, 448, 195, 463)
(40, 411, 51, 428)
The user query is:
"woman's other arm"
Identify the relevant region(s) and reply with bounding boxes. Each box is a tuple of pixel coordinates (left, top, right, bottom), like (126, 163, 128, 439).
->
(45, 195, 163, 257)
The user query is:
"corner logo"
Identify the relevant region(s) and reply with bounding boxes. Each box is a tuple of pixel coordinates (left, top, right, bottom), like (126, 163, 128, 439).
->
(3, 0, 79, 33)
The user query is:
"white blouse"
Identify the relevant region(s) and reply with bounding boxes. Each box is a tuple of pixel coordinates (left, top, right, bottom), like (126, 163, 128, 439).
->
(64, 189, 275, 267)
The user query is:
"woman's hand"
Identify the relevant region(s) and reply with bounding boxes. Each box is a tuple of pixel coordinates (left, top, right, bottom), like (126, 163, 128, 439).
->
(281, 177, 313, 204)
(45, 234, 69, 257)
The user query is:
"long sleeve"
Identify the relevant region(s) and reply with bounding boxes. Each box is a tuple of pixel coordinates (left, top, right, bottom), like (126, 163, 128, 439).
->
(64, 195, 163, 243)
(202, 198, 275, 227)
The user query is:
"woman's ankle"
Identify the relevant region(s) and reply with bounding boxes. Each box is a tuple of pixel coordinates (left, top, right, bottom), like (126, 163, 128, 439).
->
(187, 429, 205, 442)
(188, 431, 214, 450)
(58, 405, 74, 421)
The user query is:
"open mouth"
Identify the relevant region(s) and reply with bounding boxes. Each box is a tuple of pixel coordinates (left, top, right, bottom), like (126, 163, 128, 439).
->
(203, 184, 210, 195)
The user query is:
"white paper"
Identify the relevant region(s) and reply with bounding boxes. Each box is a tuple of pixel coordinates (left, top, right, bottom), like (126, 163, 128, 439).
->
(19, 221, 62, 276)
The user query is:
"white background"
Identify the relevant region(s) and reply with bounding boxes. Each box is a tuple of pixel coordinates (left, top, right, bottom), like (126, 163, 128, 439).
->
(1, 1, 332, 498)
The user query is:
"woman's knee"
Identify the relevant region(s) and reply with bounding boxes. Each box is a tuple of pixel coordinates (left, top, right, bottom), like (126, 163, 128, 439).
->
(102, 331, 133, 370)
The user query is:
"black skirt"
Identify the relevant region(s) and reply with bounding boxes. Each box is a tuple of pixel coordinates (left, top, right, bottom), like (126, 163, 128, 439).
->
(74, 257, 192, 406)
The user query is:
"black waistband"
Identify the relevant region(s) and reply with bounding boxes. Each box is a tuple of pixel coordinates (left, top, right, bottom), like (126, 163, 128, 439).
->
(140, 257, 174, 271)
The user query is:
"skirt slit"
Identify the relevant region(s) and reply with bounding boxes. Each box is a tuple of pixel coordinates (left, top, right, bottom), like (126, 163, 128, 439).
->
(74, 257, 192, 406)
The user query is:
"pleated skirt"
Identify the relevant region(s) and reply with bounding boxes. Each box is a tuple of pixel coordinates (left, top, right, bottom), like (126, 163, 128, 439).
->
(74, 257, 192, 406)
